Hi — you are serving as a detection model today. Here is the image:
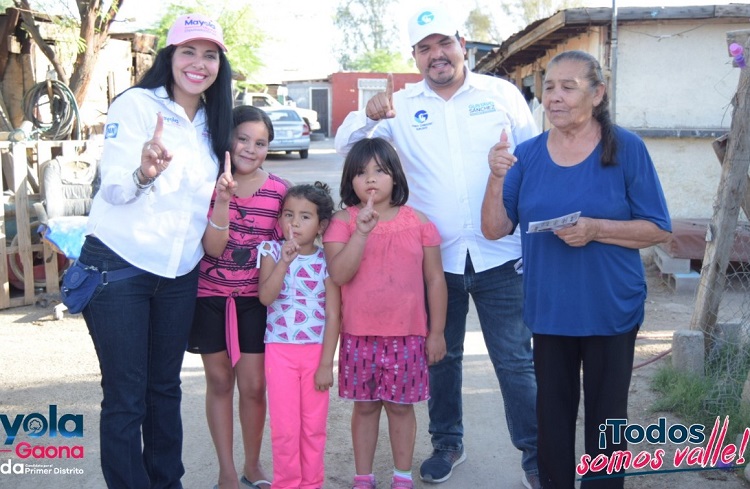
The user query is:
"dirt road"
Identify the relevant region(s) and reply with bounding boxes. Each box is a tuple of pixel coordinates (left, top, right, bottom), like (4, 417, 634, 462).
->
(1, 140, 748, 488)
(1, 267, 749, 488)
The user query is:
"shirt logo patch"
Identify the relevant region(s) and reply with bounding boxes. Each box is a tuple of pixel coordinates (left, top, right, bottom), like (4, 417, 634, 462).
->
(105, 123, 118, 139)
(468, 101, 497, 116)
(411, 110, 433, 131)
(163, 115, 180, 125)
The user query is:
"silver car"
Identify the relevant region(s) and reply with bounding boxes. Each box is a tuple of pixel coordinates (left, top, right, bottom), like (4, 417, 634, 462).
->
(263, 108, 311, 159)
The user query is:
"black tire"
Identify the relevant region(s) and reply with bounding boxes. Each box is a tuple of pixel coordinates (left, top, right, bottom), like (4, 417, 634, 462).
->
(299, 149, 309, 159)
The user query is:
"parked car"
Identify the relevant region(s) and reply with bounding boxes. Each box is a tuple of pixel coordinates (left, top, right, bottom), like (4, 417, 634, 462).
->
(238, 92, 321, 132)
(263, 108, 311, 159)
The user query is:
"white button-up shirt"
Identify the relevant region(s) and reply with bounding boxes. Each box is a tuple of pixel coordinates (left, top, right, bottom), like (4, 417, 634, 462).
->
(335, 71, 539, 274)
(86, 87, 219, 278)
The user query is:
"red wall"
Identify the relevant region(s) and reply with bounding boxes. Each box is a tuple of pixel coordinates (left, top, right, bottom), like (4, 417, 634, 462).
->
(331, 72, 424, 136)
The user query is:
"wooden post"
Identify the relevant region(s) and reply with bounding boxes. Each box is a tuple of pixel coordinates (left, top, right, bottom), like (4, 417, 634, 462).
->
(11, 141, 35, 305)
(42, 238, 60, 294)
(688, 30, 750, 352)
(533, 70, 543, 102)
(0, 230, 7, 309)
(0, 143, 10, 308)
(712, 134, 750, 218)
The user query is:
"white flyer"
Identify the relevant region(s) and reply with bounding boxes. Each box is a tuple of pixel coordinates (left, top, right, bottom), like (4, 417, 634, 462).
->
(527, 211, 581, 233)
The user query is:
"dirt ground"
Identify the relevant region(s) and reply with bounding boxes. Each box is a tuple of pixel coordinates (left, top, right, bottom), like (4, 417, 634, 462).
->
(1, 261, 749, 489)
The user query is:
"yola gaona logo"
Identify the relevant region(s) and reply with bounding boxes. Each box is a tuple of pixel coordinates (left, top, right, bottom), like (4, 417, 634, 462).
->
(1, 405, 85, 474)
(1, 405, 83, 445)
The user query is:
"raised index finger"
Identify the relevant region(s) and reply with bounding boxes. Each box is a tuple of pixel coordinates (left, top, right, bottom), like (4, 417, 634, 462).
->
(386, 73, 394, 102)
(493, 128, 511, 153)
(153, 112, 164, 141)
(224, 151, 232, 176)
(366, 190, 374, 208)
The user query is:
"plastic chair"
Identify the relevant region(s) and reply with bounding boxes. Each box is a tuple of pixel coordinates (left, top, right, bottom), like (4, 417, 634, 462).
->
(34, 152, 98, 318)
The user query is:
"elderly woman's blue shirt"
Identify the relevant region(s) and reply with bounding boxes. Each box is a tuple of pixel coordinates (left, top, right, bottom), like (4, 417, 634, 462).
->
(503, 126, 671, 336)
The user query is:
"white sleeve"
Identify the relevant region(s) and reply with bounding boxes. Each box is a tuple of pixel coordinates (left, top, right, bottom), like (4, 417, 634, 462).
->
(256, 240, 281, 268)
(97, 90, 152, 204)
(334, 110, 379, 156)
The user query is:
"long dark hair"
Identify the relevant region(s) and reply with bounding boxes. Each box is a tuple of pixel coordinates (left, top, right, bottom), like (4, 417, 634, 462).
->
(131, 44, 234, 164)
(546, 50, 617, 166)
(339, 137, 409, 207)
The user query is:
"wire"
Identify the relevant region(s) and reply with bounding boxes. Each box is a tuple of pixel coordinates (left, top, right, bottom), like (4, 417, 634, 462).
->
(633, 348, 672, 370)
(22, 80, 81, 140)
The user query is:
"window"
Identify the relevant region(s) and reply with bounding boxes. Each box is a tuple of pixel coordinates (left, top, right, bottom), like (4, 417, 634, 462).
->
(253, 97, 271, 107)
(357, 78, 388, 110)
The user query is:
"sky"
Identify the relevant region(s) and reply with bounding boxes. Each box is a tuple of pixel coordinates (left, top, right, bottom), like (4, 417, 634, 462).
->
(113, 0, 738, 82)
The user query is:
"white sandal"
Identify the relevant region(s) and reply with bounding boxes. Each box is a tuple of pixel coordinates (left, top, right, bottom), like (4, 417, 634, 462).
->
(240, 475, 271, 489)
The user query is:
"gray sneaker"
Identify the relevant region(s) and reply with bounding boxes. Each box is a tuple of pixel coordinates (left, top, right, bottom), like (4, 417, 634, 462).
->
(419, 448, 467, 483)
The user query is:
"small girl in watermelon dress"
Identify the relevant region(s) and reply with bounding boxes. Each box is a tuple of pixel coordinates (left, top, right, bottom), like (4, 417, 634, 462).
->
(257, 182, 341, 489)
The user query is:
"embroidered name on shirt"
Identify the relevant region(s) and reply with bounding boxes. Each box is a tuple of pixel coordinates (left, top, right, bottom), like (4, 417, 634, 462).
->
(468, 101, 496, 116)
(163, 115, 180, 125)
(105, 123, 118, 139)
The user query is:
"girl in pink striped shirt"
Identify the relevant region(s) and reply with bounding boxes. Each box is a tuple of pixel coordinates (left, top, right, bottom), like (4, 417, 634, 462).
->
(188, 106, 287, 489)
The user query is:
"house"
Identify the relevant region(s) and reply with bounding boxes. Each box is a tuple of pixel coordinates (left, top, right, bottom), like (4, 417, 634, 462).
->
(283, 72, 424, 138)
(268, 79, 332, 137)
(465, 40, 499, 71)
(473, 4, 750, 219)
(278, 41, 495, 138)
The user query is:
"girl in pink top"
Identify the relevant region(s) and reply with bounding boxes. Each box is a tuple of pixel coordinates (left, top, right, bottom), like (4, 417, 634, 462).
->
(188, 106, 286, 489)
(323, 137, 447, 489)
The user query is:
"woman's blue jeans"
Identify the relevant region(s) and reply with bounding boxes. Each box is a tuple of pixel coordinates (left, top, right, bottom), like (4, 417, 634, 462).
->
(427, 255, 539, 475)
(80, 237, 199, 489)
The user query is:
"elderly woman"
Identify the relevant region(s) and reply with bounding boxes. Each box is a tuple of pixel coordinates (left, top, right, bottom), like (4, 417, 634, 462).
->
(481, 50, 671, 488)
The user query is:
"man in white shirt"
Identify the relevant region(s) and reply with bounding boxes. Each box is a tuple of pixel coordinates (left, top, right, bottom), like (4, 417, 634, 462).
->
(335, 6, 541, 489)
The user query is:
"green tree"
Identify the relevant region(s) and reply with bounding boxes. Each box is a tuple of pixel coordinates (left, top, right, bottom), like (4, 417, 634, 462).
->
(348, 49, 414, 73)
(464, 6, 501, 44)
(334, 0, 413, 72)
(5, 0, 263, 117)
(149, 1, 264, 85)
(12, 0, 124, 106)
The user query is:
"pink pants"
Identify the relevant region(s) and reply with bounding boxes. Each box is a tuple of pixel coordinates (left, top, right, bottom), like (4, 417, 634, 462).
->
(265, 343, 329, 489)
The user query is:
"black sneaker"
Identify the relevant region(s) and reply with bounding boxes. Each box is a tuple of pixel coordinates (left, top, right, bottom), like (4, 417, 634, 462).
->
(419, 448, 467, 483)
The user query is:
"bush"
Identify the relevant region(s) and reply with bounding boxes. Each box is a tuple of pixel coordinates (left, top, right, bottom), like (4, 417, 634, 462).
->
(652, 343, 750, 442)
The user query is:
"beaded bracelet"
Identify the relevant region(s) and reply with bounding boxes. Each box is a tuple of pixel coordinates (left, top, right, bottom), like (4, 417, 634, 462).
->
(132, 167, 156, 190)
(208, 217, 229, 231)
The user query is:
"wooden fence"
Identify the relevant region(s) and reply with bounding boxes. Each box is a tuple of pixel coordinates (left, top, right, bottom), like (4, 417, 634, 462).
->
(0, 140, 92, 309)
